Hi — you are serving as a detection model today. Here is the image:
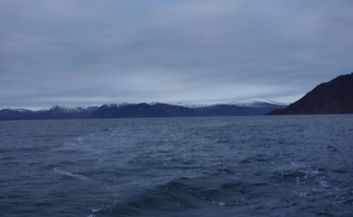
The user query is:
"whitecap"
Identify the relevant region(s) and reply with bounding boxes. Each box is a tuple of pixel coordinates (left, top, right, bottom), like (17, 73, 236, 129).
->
(52, 168, 90, 181)
(218, 202, 225, 206)
(318, 180, 330, 188)
(91, 208, 102, 213)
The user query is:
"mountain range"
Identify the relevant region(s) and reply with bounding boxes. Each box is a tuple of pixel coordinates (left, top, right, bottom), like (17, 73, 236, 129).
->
(3, 72, 352, 119)
(0, 102, 285, 120)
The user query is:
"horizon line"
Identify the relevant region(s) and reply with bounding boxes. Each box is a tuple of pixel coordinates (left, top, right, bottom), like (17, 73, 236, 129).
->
(0, 99, 290, 111)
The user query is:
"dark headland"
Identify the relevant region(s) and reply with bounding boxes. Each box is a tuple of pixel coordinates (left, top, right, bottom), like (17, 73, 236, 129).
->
(269, 73, 353, 115)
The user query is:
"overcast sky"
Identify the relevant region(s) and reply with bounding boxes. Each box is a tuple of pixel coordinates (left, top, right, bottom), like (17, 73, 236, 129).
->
(1, 0, 353, 109)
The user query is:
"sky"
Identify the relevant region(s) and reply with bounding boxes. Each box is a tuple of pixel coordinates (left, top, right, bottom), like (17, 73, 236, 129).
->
(1, 0, 353, 109)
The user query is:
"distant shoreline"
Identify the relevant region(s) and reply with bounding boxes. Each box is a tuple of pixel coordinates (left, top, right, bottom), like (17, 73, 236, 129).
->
(0, 102, 284, 121)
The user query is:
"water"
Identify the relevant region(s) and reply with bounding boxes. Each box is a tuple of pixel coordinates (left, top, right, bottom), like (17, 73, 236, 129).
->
(1, 115, 353, 217)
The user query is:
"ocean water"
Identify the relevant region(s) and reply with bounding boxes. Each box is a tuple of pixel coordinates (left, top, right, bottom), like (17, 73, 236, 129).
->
(1, 116, 353, 217)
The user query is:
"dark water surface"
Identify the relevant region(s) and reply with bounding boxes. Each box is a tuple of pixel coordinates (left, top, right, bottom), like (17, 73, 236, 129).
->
(1, 116, 353, 217)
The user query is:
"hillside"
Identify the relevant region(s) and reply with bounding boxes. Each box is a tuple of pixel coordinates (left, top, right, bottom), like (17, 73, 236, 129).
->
(269, 73, 353, 115)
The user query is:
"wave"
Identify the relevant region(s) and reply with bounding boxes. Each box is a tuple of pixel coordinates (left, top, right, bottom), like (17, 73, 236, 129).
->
(52, 168, 90, 181)
(92, 174, 266, 217)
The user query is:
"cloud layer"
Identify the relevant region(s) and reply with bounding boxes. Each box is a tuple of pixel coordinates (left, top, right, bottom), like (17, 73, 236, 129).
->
(1, 0, 353, 108)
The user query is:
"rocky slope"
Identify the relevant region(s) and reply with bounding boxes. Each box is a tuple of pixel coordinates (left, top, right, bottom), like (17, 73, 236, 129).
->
(269, 73, 353, 115)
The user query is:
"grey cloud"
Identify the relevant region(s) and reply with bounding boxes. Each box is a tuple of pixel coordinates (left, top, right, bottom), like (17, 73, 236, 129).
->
(0, 0, 353, 108)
